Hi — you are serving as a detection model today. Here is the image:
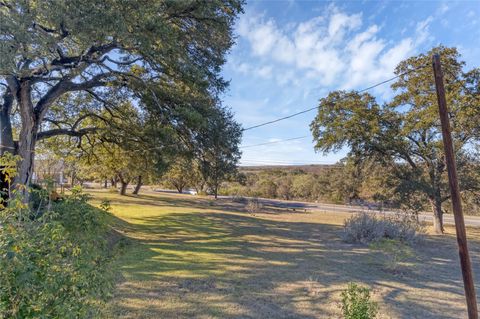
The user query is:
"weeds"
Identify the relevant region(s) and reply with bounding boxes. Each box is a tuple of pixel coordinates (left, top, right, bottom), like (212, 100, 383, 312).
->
(341, 282, 378, 319)
(370, 239, 415, 272)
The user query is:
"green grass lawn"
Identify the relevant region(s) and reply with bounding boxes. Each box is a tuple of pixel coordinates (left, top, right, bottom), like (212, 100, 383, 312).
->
(88, 189, 480, 319)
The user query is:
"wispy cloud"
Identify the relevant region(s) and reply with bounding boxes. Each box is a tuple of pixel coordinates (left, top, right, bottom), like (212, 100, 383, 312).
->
(235, 5, 433, 93)
(223, 1, 480, 165)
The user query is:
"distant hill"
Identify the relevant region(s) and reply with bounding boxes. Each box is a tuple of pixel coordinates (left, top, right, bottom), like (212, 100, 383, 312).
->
(239, 164, 340, 174)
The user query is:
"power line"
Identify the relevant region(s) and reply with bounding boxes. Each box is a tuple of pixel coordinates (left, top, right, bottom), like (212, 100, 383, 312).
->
(240, 135, 308, 149)
(242, 108, 317, 131)
(242, 64, 428, 132)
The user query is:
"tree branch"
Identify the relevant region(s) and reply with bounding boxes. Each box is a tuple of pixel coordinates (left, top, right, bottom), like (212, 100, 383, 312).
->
(37, 127, 98, 141)
(34, 72, 115, 120)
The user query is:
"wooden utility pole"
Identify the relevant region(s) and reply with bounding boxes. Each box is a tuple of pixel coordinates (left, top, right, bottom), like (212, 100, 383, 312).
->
(432, 54, 478, 319)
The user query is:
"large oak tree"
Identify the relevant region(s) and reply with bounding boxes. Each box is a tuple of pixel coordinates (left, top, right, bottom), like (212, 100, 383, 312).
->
(0, 0, 243, 190)
(310, 47, 480, 234)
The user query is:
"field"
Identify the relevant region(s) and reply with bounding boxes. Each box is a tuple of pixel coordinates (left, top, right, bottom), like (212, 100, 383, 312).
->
(88, 189, 480, 319)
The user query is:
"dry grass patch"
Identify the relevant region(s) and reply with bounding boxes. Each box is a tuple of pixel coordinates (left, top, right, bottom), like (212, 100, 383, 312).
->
(87, 190, 480, 319)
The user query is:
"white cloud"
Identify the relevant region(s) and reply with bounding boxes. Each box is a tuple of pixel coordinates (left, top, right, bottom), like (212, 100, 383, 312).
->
(235, 5, 434, 93)
(257, 65, 273, 78)
(437, 3, 450, 15)
(414, 16, 434, 46)
(229, 61, 273, 79)
(236, 62, 251, 74)
(327, 12, 362, 40)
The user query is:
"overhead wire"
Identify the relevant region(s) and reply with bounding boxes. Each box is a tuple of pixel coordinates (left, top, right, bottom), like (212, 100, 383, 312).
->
(239, 64, 433, 164)
(241, 63, 429, 132)
(242, 108, 317, 131)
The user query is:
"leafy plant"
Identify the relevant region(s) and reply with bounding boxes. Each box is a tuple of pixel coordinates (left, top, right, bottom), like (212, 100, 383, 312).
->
(28, 183, 49, 218)
(0, 153, 20, 207)
(100, 199, 112, 212)
(370, 239, 415, 272)
(341, 283, 378, 319)
(0, 181, 115, 317)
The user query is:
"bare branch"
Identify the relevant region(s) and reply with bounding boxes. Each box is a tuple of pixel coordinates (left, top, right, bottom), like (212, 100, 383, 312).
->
(34, 72, 115, 119)
(37, 127, 99, 141)
(104, 55, 142, 66)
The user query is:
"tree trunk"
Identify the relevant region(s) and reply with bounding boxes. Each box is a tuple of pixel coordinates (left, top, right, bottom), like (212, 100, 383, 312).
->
(132, 175, 142, 195)
(195, 181, 205, 195)
(174, 182, 184, 193)
(120, 182, 128, 196)
(425, 159, 446, 234)
(71, 172, 76, 187)
(0, 91, 15, 156)
(16, 106, 38, 197)
(118, 173, 129, 196)
(112, 177, 118, 188)
(104, 179, 108, 188)
(214, 174, 218, 199)
(430, 196, 444, 234)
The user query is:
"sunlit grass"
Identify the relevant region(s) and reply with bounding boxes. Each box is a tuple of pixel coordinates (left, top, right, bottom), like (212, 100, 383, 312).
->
(86, 189, 480, 319)
(89, 190, 252, 280)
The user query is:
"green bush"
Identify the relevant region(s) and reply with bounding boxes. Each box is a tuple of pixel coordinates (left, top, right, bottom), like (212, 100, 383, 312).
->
(369, 239, 415, 272)
(100, 199, 112, 213)
(28, 183, 49, 216)
(0, 188, 114, 318)
(341, 282, 378, 319)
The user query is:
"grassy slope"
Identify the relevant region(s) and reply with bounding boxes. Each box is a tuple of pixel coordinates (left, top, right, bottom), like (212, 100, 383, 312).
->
(88, 189, 480, 319)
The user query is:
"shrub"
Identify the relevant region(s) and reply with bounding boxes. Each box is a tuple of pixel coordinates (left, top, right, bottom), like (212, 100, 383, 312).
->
(341, 282, 378, 319)
(100, 199, 112, 212)
(0, 188, 114, 318)
(28, 183, 49, 216)
(342, 212, 423, 244)
(245, 198, 262, 214)
(369, 239, 415, 272)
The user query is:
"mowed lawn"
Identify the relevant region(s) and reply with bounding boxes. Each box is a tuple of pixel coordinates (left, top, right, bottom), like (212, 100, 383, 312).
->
(88, 189, 480, 319)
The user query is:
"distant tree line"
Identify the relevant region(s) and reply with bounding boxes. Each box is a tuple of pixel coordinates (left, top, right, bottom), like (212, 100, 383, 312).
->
(219, 158, 480, 217)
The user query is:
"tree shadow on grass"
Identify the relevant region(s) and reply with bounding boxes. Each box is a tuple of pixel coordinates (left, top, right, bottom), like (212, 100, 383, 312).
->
(110, 192, 298, 216)
(106, 196, 480, 319)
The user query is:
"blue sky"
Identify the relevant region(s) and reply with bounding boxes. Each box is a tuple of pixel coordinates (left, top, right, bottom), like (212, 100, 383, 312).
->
(221, 0, 480, 166)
